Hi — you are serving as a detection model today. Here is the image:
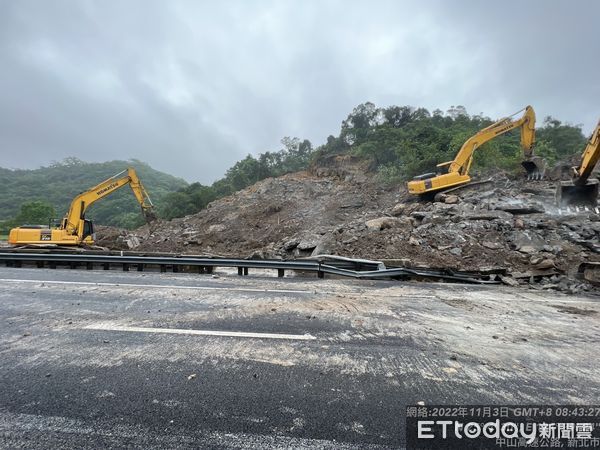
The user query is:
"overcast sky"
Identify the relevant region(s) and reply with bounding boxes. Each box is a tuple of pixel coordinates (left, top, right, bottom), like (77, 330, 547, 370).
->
(1, 0, 598, 183)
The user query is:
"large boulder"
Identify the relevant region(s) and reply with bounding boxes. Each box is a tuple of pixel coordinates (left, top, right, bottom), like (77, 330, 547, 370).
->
(444, 194, 460, 204)
(311, 233, 337, 256)
(390, 203, 407, 216)
(366, 217, 412, 231)
(208, 224, 227, 233)
(464, 210, 513, 221)
(297, 238, 319, 251)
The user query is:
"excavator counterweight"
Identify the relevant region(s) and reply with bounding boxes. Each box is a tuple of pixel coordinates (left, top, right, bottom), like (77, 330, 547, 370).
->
(556, 120, 600, 207)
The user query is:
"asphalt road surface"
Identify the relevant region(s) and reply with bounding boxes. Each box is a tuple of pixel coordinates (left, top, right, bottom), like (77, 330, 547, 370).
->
(0, 266, 599, 449)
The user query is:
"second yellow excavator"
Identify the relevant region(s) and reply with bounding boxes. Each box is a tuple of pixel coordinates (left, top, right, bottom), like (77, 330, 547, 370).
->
(407, 106, 543, 195)
(8, 167, 156, 246)
(556, 120, 600, 207)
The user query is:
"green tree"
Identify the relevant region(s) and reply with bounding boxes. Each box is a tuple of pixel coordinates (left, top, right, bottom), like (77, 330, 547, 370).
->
(14, 201, 56, 225)
(535, 117, 587, 163)
(158, 192, 196, 221)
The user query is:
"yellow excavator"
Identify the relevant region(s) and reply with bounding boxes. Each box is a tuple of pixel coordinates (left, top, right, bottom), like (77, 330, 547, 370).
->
(556, 120, 600, 207)
(8, 168, 156, 246)
(407, 106, 543, 195)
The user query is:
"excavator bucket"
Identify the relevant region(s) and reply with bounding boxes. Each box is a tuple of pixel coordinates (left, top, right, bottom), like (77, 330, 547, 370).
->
(521, 156, 547, 180)
(556, 179, 599, 207)
(143, 209, 158, 223)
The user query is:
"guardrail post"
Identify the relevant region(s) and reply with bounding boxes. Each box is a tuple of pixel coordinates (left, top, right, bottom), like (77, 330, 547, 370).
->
(122, 263, 129, 272)
(103, 262, 109, 270)
(160, 265, 166, 273)
(173, 265, 179, 273)
(86, 262, 93, 270)
(137, 264, 144, 272)
(243, 267, 249, 276)
(278, 269, 285, 278)
(317, 262, 324, 279)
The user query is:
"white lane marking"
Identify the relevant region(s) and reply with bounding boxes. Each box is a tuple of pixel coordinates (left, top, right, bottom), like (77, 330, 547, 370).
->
(83, 323, 316, 341)
(0, 278, 311, 295)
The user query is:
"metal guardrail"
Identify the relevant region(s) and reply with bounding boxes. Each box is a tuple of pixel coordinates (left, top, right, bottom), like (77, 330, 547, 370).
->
(0, 252, 501, 284)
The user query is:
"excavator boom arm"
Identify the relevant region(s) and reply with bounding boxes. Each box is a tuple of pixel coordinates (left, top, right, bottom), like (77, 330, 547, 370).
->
(64, 168, 155, 235)
(449, 106, 536, 174)
(574, 120, 600, 185)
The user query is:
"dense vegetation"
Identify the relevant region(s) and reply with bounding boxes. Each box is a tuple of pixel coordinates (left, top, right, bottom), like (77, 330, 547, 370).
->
(0, 200, 57, 237)
(0, 104, 588, 233)
(0, 158, 187, 233)
(314, 103, 587, 183)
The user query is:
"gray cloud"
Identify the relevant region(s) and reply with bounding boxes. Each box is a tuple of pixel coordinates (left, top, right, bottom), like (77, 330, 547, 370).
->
(0, 0, 598, 182)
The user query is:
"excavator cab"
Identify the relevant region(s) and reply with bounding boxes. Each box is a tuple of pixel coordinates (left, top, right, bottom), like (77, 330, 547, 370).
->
(82, 219, 95, 241)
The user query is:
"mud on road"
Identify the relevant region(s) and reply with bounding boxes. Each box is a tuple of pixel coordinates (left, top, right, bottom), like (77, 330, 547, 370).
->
(1, 267, 599, 448)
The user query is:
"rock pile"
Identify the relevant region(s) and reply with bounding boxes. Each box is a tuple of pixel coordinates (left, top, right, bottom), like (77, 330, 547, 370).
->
(97, 160, 600, 292)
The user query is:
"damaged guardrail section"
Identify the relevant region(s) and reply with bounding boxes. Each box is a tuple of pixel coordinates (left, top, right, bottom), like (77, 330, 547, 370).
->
(0, 252, 500, 284)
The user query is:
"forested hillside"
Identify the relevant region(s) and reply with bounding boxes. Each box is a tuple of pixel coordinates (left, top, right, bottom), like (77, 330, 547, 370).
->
(0, 158, 187, 229)
(314, 103, 587, 181)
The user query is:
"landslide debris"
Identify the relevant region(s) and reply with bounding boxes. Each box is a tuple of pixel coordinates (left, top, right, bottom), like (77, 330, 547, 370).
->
(97, 156, 600, 292)
(94, 225, 142, 251)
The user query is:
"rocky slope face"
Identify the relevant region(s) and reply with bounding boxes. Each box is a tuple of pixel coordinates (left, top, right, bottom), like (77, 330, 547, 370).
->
(97, 156, 600, 293)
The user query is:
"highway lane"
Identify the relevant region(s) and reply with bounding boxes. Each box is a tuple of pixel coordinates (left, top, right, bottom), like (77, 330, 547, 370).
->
(0, 267, 599, 448)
